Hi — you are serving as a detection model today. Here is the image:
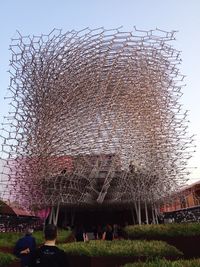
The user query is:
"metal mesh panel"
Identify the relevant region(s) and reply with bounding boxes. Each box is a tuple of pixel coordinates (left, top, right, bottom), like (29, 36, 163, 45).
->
(0, 27, 194, 210)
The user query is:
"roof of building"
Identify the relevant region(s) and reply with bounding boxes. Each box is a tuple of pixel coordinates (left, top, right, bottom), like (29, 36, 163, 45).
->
(0, 200, 35, 216)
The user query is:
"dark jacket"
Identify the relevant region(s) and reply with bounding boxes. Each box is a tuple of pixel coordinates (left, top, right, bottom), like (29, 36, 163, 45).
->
(32, 245, 68, 267)
(14, 234, 36, 267)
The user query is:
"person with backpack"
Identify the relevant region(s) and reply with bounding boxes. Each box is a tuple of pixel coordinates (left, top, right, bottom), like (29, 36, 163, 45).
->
(32, 224, 68, 267)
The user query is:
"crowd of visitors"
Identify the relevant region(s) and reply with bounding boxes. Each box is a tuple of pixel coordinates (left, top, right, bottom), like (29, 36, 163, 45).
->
(0, 214, 43, 232)
(13, 223, 124, 266)
(72, 223, 124, 242)
(11, 209, 200, 267)
(163, 206, 200, 223)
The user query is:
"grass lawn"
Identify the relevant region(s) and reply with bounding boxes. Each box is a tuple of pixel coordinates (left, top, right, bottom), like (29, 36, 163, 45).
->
(0, 229, 71, 248)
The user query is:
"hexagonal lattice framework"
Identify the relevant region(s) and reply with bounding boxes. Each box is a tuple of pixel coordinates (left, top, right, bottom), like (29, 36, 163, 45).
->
(0, 27, 194, 212)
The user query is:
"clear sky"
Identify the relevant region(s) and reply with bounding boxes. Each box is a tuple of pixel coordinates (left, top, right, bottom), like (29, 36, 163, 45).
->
(0, 0, 199, 183)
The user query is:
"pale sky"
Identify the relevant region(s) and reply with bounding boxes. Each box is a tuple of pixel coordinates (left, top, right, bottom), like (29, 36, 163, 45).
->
(0, 0, 199, 184)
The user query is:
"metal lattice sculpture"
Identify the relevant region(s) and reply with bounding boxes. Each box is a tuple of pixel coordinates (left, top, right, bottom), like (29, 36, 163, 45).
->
(0, 27, 194, 220)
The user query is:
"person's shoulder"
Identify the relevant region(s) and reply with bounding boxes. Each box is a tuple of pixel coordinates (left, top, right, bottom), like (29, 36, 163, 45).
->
(38, 244, 49, 250)
(15, 236, 24, 245)
(16, 237, 23, 242)
(37, 244, 45, 249)
(38, 245, 63, 253)
(35, 245, 46, 253)
(54, 247, 66, 259)
(27, 235, 36, 240)
(55, 246, 65, 254)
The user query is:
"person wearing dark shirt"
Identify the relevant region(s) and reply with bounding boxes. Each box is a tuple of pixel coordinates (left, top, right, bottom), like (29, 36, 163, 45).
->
(92, 225, 98, 240)
(14, 228, 36, 267)
(74, 225, 87, 242)
(97, 225, 103, 240)
(32, 224, 68, 267)
(102, 224, 113, 241)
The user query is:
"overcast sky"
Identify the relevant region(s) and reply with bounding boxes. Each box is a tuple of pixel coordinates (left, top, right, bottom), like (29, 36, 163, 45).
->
(0, 0, 199, 183)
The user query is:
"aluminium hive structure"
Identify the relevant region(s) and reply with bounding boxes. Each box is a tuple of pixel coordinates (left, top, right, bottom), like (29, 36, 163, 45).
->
(0, 27, 194, 220)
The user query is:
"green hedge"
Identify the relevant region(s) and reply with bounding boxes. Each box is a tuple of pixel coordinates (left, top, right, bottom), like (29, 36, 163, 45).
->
(0, 252, 17, 267)
(0, 232, 22, 248)
(123, 258, 200, 267)
(59, 240, 183, 258)
(124, 223, 200, 238)
(0, 229, 71, 247)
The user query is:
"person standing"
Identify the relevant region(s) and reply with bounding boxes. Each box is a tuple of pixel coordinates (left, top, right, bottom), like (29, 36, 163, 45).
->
(102, 224, 114, 241)
(73, 224, 88, 242)
(14, 228, 36, 267)
(32, 224, 68, 267)
(97, 225, 103, 240)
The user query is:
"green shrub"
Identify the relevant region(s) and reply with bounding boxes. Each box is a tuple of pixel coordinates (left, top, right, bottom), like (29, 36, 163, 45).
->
(0, 252, 17, 267)
(59, 240, 183, 258)
(0, 229, 71, 247)
(0, 232, 22, 248)
(125, 223, 200, 238)
(123, 258, 200, 267)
